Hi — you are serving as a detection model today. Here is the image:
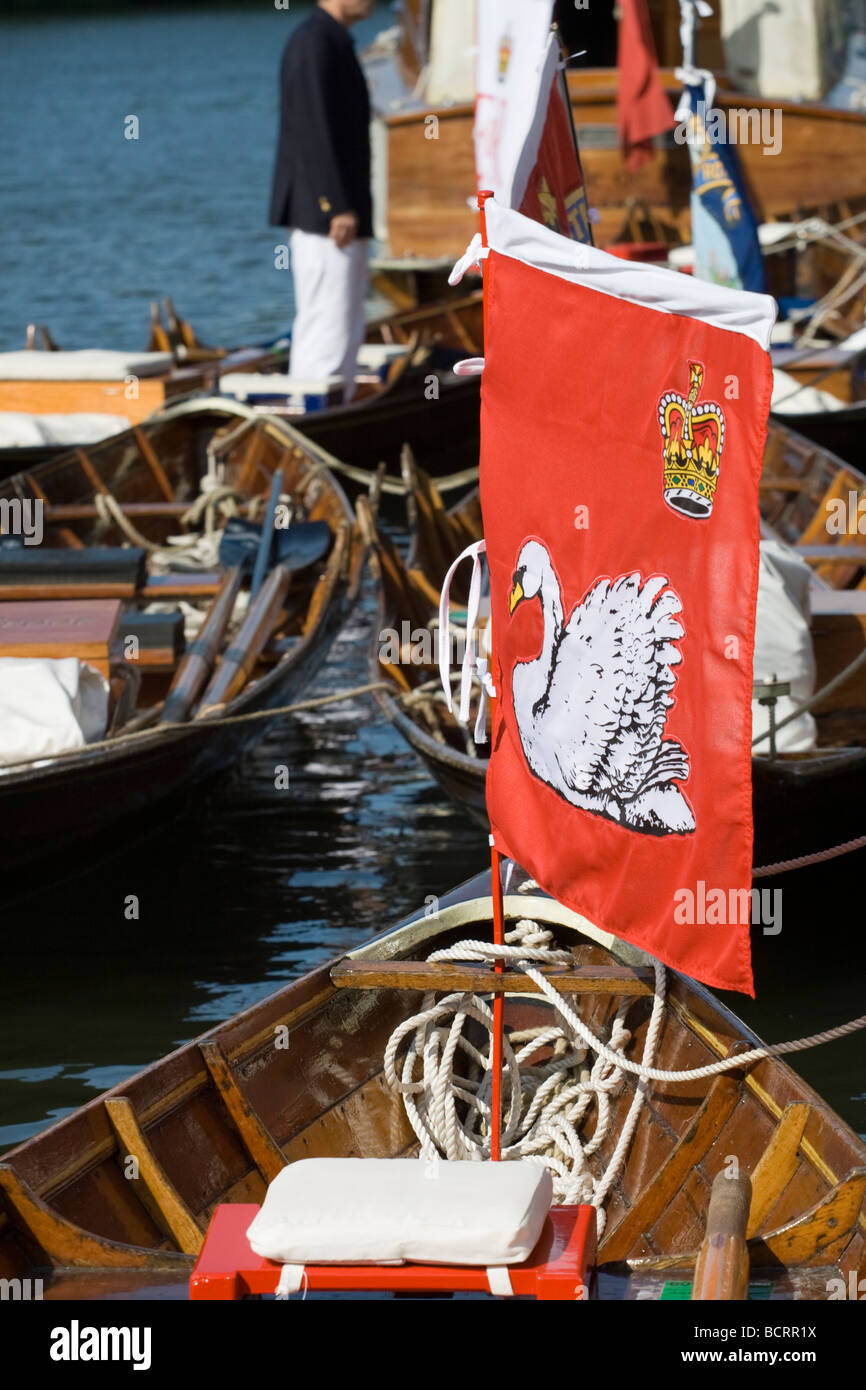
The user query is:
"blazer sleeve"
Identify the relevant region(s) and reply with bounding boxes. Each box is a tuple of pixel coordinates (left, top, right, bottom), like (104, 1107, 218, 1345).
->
(285, 32, 356, 220)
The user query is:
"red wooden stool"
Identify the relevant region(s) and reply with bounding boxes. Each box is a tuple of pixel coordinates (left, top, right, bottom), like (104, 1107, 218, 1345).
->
(189, 1202, 596, 1301)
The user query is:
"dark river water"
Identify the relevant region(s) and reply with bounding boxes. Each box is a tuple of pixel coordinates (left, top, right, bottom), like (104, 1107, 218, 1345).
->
(0, 5, 863, 1153)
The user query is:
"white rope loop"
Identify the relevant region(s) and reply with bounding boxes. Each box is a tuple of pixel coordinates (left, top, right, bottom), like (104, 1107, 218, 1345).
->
(384, 920, 664, 1231)
(437, 537, 493, 742)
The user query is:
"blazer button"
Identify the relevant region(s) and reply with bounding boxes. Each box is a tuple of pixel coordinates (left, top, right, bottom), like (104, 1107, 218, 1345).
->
(318, 196, 332, 212)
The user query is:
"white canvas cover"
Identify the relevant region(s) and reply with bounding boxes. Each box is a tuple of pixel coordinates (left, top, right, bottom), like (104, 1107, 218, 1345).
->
(0, 412, 130, 447)
(0, 350, 173, 381)
(246, 1158, 553, 1266)
(752, 541, 817, 753)
(0, 658, 109, 769)
(771, 369, 843, 416)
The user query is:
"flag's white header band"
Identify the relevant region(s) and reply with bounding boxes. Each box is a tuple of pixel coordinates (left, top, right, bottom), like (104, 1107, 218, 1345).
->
(483, 200, 777, 352)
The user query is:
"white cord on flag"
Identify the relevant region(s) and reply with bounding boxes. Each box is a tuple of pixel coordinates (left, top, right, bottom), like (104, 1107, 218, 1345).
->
(449, 234, 489, 286)
(453, 357, 486, 376)
(675, 0, 716, 122)
(438, 538, 494, 744)
(555, 49, 586, 72)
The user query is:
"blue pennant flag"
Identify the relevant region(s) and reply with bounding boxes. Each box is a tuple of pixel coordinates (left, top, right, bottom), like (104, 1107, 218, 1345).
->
(681, 84, 765, 294)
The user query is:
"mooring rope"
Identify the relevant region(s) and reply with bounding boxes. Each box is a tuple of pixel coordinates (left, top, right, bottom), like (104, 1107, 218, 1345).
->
(752, 831, 866, 877)
(0, 682, 391, 773)
(752, 642, 866, 747)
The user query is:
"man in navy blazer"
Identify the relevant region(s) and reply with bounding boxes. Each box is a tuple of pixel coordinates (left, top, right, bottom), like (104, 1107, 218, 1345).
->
(271, 1, 376, 397)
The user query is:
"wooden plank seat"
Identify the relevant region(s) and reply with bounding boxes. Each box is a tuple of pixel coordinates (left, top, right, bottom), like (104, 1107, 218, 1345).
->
(189, 1201, 596, 1301)
(330, 959, 655, 996)
(809, 587, 866, 614)
(118, 611, 186, 671)
(0, 546, 146, 601)
(795, 546, 866, 564)
(0, 598, 122, 678)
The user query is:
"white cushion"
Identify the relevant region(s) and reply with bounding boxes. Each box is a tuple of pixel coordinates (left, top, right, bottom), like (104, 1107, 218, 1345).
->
(246, 1158, 552, 1266)
(356, 344, 408, 371)
(220, 372, 343, 401)
(0, 657, 108, 768)
(0, 350, 173, 381)
(752, 540, 816, 753)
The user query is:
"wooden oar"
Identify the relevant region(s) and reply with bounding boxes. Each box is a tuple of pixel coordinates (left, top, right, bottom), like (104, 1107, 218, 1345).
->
(159, 567, 242, 725)
(691, 1171, 752, 1301)
(250, 468, 283, 599)
(194, 564, 291, 717)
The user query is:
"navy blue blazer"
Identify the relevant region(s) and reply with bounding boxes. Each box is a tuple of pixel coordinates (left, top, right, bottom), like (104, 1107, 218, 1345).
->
(269, 7, 373, 237)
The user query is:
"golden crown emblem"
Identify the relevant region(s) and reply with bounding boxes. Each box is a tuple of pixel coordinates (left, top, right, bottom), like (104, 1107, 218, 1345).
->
(658, 362, 725, 520)
(498, 31, 512, 81)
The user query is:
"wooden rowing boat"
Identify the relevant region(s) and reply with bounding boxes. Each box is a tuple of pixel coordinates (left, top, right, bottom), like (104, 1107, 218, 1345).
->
(775, 397, 866, 468)
(0, 294, 483, 486)
(0, 399, 364, 875)
(771, 340, 866, 465)
(375, 1, 866, 265)
(0, 866, 862, 1299)
(364, 426, 866, 873)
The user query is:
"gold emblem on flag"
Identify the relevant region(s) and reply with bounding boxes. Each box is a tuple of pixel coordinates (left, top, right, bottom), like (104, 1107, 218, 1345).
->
(498, 31, 512, 81)
(658, 362, 725, 519)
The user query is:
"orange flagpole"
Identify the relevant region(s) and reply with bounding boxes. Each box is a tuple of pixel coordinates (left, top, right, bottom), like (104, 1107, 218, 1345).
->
(477, 189, 504, 1163)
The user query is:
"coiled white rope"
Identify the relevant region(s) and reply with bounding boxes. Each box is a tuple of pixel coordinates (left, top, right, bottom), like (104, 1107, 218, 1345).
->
(384, 916, 866, 1231)
(384, 919, 665, 1233)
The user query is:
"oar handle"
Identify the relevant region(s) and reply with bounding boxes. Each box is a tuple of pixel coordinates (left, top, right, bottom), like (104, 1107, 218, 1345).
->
(691, 1172, 752, 1301)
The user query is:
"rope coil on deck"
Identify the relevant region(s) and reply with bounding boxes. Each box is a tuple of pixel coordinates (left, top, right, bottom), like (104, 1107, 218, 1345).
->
(384, 919, 664, 1232)
(384, 918, 866, 1230)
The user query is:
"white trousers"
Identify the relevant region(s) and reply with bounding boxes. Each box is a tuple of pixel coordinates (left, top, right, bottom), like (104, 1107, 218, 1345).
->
(289, 229, 369, 399)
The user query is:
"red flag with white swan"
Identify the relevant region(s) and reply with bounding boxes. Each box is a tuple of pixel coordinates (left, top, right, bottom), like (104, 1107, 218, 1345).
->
(447, 200, 776, 995)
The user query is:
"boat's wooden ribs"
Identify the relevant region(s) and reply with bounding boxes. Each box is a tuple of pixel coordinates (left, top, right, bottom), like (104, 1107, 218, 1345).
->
(199, 1041, 285, 1183)
(132, 427, 174, 501)
(75, 448, 108, 498)
(0, 1163, 190, 1270)
(23, 471, 84, 549)
(600, 1073, 742, 1263)
(236, 430, 269, 495)
(756, 1169, 866, 1268)
(103, 1098, 203, 1256)
(747, 1103, 811, 1237)
(301, 520, 349, 636)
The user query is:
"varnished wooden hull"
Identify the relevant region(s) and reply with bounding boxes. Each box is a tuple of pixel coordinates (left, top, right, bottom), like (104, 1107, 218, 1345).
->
(1, 870, 863, 1298)
(772, 401, 866, 469)
(0, 401, 363, 877)
(0, 297, 484, 485)
(377, 695, 866, 880)
(0, 586, 351, 878)
(300, 369, 480, 502)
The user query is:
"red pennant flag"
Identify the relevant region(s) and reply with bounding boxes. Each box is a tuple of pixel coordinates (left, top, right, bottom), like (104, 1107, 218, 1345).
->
(519, 50, 592, 244)
(617, 0, 675, 171)
(477, 201, 776, 995)
(475, 9, 592, 245)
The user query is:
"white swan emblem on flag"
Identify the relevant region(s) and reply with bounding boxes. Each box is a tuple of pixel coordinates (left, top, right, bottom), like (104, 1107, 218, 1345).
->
(508, 540, 695, 836)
